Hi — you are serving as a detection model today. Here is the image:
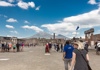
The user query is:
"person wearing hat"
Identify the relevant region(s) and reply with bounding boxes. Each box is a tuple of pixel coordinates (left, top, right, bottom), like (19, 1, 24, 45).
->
(69, 41, 90, 70)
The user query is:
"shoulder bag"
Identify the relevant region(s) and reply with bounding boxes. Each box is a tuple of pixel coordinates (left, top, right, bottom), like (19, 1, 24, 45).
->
(78, 50, 92, 70)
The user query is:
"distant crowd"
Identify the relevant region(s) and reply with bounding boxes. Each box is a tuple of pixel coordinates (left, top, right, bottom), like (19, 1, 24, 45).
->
(45, 42, 63, 53)
(0, 42, 25, 52)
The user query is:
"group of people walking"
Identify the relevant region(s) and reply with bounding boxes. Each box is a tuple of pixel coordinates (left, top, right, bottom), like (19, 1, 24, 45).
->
(45, 42, 64, 53)
(0, 42, 24, 52)
(54, 43, 63, 52)
(45, 40, 92, 70)
(63, 40, 91, 70)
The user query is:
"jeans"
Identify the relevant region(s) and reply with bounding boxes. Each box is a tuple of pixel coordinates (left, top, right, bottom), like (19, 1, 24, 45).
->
(64, 58, 72, 70)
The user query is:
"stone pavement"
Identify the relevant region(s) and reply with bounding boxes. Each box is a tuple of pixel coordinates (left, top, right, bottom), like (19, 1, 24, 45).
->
(0, 46, 100, 70)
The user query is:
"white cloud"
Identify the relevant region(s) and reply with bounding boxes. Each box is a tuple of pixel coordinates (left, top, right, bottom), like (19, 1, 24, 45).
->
(35, 6, 40, 10)
(41, 8, 100, 37)
(10, 30, 18, 34)
(7, 35, 12, 37)
(6, 18, 18, 22)
(28, 2, 35, 8)
(0, 1, 36, 10)
(0, 1, 14, 6)
(63, 9, 100, 28)
(24, 20, 30, 24)
(72, 32, 79, 35)
(17, 1, 29, 9)
(6, 25, 14, 29)
(42, 23, 75, 34)
(17, 1, 35, 9)
(88, 0, 97, 5)
(22, 25, 43, 32)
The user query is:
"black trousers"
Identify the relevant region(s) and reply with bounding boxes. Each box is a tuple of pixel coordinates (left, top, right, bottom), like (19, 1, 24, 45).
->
(17, 47, 19, 52)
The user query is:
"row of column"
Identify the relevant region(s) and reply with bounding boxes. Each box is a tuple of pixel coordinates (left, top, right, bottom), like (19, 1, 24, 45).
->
(85, 32, 94, 46)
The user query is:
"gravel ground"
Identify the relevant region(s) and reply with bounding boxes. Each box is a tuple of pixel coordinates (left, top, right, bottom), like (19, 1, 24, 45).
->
(0, 46, 100, 70)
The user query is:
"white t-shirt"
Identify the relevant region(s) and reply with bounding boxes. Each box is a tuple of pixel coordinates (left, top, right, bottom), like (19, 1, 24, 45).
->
(97, 43, 100, 47)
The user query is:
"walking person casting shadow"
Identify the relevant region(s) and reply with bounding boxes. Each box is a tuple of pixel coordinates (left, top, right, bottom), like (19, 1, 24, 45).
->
(63, 40, 74, 70)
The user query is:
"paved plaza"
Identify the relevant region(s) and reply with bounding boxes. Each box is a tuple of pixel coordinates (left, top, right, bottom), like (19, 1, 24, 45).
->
(0, 46, 100, 70)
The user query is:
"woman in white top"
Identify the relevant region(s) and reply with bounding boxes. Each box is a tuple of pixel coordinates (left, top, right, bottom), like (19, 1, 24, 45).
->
(96, 42, 100, 55)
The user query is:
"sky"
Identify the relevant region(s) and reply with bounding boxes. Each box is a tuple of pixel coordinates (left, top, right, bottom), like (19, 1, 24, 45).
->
(0, 0, 100, 38)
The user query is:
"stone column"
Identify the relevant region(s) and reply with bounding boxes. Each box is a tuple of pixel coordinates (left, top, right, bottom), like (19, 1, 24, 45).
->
(53, 33, 55, 40)
(90, 32, 94, 47)
(90, 32, 93, 41)
(88, 33, 91, 46)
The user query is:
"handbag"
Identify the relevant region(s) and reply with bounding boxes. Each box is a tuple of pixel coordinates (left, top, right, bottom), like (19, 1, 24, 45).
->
(78, 50, 92, 70)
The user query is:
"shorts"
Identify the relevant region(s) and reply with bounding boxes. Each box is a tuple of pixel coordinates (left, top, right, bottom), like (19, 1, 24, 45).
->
(13, 47, 16, 49)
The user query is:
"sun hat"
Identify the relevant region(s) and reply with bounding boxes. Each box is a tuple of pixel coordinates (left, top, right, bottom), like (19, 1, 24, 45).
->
(74, 41, 84, 49)
(73, 42, 79, 46)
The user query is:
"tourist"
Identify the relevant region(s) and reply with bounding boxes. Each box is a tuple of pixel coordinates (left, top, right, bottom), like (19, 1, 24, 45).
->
(60, 44, 63, 52)
(4, 42, 8, 52)
(69, 41, 90, 70)
(8, 43, 12, 52)
(95, 41, 98, 49)
(21, 42, 24, 52)
(16, 43, 20, 52)
(7, 43, 10, 52)
(56, 43, 60, 52)
(63, 40, 74, 70)
(49, 42, 52, 50)
(84, 42, 89, 52)
(54, 43, 57, 50)
(1, 42, 5, 52)
(45, 43, 50, 53)
(96, 41, 100, 55)
(5, 43, 8, 52)
(13, 44, 16, 53)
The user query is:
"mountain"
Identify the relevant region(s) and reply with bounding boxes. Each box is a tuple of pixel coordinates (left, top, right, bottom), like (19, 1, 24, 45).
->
(30, 32, 70, 40)
(31, 32, 53, 39)
(56, 34, 70, 40)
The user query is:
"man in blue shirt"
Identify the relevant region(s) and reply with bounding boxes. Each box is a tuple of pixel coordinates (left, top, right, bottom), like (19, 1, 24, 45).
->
(63, 40, 74, 70)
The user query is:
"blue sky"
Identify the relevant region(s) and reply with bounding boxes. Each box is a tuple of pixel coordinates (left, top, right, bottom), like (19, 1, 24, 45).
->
(0, 0, 100, 38)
